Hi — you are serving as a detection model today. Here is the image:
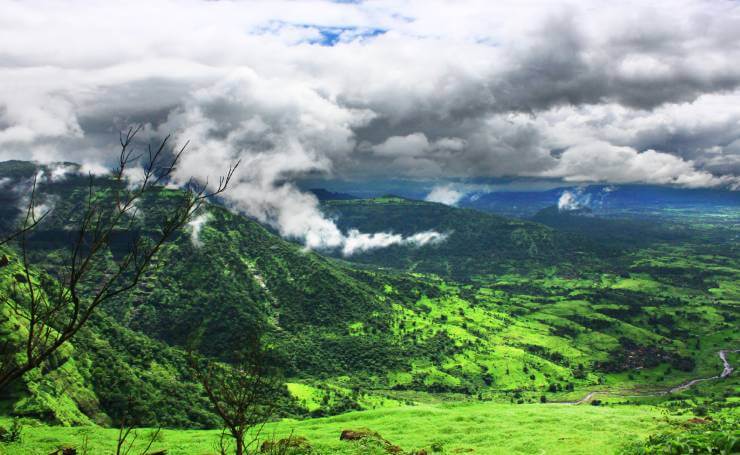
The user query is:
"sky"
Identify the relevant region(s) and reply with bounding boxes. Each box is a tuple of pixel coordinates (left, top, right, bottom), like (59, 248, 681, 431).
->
(1, 0, 740, 250)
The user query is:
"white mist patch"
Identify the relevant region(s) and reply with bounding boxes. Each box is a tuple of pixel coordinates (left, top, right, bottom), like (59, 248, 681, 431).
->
(158, 70, 450, 258)
(31, 200, 53, 222)
(558, 186, 617, 212)
(341, 229, 448, 256)
(9, 172, 53, 223)
(557, 188, 591, 211)
(405, 231, 448, 246)
(19, 192, 55, 224)
(188, 212, 212, 247)
(80, 162, 110, 176)
(342, 230, 405, 256)
(48, 163, 77, 182)
(426, 184, 464, 206)
(122, 166, 147, 190)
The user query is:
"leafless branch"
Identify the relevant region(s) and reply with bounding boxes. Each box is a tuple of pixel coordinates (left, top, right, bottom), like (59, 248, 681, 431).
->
(115, 397, 162, 455)
(0, 126, 239, 391)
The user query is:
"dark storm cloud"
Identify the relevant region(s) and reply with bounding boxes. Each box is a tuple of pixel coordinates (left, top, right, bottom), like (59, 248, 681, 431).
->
(491, 15, 740, 112)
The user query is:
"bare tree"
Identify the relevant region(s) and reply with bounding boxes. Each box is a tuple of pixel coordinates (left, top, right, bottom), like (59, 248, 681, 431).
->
(189, 339, 283, 455)
(114, 397, 163, 455)
(0, 126, 239, 392)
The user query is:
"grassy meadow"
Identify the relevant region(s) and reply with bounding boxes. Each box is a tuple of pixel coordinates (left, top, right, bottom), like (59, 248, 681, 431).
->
(1, 402, 674, 454)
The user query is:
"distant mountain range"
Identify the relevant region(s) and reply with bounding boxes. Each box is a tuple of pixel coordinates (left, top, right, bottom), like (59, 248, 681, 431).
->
(459, 184, 740, 218)
(305, 180, 739, 218)
(308, 188, 359, 201)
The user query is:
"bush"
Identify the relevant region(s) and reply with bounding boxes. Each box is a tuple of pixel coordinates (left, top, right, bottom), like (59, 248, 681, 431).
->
(0, 419, 22, 444)
(622, 419, 739, 455)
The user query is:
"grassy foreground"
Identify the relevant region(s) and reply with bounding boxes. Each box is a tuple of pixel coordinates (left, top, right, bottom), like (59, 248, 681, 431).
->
(2, 402, 671, 454)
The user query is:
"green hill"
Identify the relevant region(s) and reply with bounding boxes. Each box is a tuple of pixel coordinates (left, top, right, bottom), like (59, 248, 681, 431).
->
(321, 197, 610, 279)
(0, 162, 737, 453)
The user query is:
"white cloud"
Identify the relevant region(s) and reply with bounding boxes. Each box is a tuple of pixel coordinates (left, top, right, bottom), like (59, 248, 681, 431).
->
(373, 133, 430, 157)
(341, 229, 448, 256)
(122, 166, 147, 190)
(188, 211, 211, 248)
(0, 0, 738, 251)
(558, 188, 590, 212)
(31, 200, 53, 222)
(405, 231, 449, 246)
(2, 0, 737, 184)
(79, 161, 109, 176)
(9, 174, 55, 224)
(48, 163, 77, 182)
(342, 230, 405, 256)
(426, 184, 464, 206)
(540, 141, 740, 189)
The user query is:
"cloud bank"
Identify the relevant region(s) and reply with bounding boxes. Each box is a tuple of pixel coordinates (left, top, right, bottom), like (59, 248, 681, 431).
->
(1, 0, 740, 247)
(342, 229, 448, 256)
(558, 187, 592, 212)
(558, 186, 617, 212)
(426, 184, 464, 206)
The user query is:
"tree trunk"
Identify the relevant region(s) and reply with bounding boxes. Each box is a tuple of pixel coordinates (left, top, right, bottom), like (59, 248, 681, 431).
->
(234, 432, 245, 455)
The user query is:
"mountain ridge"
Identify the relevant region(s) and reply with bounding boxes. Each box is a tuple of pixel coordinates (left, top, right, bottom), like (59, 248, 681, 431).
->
(0, 161, 737, 436)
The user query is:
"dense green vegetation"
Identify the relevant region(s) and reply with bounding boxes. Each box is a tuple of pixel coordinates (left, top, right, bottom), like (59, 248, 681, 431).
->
(0, 161, 737, 454)
(322, 197, 604, 279)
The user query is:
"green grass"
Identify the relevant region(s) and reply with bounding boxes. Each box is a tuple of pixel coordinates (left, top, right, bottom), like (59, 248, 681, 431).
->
(1, 402, 672, 455)
(286, 382, 403, 413)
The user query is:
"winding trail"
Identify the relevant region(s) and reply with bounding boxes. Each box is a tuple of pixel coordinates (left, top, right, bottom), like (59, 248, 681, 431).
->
(559, 349, 738, 405)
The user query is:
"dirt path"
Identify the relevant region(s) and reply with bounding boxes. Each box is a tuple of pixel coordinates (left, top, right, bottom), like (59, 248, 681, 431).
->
(557, 349, 738, 405)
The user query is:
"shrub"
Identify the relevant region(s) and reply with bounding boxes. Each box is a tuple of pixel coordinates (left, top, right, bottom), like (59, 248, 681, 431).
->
(0, 419, 22, 444)
(622, 419, 739, 455)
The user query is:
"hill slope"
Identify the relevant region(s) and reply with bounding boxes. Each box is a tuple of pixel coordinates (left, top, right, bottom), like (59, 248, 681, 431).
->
(321, 196, 608, 279)
(0, 162, 737, 433)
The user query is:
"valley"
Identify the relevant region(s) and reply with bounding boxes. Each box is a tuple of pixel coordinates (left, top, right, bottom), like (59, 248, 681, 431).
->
(0, 162, 737, 454)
